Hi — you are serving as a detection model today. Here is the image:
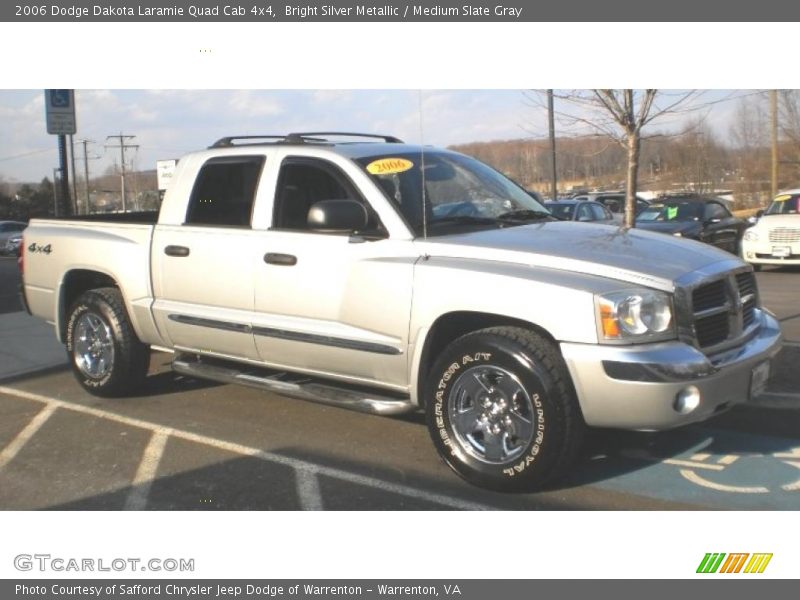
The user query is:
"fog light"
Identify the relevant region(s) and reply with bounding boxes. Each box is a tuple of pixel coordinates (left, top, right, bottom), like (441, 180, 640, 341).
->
(746, 251, 754, 259)
(674, 386, 701, 414)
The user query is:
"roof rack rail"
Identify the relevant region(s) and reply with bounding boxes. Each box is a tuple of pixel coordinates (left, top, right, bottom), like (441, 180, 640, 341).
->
(209, 132, 403, 148)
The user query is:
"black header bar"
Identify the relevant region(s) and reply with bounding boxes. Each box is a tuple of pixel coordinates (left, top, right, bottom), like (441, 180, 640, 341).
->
(3, 0, 799, 22)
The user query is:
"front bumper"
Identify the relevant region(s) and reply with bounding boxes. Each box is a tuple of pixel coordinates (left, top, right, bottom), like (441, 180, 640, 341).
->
(560, 309, 783, 430)
(742, 239, 800, 265)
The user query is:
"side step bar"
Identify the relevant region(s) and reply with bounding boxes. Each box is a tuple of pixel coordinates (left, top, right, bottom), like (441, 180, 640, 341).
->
(172, 355, 417, 416)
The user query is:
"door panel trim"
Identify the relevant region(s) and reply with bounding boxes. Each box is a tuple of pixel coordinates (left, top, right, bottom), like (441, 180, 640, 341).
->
(251, 325, 402, 355)
(167, 314, 402, 355)
(167, 314, 251, 334)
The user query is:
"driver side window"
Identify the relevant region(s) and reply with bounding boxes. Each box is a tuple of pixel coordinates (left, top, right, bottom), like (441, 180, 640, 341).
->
(273, 159, 371, 232)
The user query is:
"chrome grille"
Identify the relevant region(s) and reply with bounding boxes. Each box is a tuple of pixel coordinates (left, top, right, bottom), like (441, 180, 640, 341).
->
(690, 271, 759, 351)
(736, 272, 757, 330)
(769, 227, 800, 243)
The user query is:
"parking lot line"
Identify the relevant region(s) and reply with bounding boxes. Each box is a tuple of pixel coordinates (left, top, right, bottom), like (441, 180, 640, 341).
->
(0, 404, 57, 470)
(0, 386, 493, 511)
(124, 430, 171, 511)
(296, 468, 324, 511)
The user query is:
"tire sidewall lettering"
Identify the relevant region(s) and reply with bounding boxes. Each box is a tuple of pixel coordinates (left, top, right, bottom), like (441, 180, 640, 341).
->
(432, 349, 548, 475)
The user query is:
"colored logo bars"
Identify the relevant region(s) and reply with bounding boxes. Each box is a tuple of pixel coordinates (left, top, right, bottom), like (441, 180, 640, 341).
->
(697, 553, 773, 574)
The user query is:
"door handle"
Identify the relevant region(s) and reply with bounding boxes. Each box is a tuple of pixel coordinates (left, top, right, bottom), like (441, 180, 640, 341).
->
(264, 253, 297, 266)
(164, 245, 190, 257)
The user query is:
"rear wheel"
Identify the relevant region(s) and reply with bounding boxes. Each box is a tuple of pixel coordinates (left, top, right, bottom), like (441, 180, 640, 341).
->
(424, 326, 585, 492)
(66, 287, 149, 397)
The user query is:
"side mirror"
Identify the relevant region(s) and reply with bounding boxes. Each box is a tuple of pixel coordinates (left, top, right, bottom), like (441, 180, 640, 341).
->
(756, 209, 765, 218)
(307, 199, 369, 233)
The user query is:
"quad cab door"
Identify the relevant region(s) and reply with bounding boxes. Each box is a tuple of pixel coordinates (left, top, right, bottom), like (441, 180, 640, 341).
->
(253, 156, 414, 390)
(151, 154, 267, 360)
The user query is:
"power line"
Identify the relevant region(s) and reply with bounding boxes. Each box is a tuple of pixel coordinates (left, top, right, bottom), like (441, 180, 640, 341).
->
(0, 148, 57, 162)
(76, 139, 101, 213)
(105, 133, 138, 212)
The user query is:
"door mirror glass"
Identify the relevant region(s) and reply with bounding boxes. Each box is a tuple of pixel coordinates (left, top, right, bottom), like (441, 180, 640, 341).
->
(307, 199, 369, 233)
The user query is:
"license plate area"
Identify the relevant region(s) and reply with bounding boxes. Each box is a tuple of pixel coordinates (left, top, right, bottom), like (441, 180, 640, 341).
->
(749, 361, 771, 399)
(771, 246, 791, 258)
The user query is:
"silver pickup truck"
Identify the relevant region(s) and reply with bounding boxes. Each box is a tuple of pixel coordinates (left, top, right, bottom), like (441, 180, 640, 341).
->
(20, 132, 782, 491)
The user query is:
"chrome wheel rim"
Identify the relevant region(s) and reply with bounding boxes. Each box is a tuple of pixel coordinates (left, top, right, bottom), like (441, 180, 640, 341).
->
(73, 312, 114, 379)
(448, 365, 535, 464)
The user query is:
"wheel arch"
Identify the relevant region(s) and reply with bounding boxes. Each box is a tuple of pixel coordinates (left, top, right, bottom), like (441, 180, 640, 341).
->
(57, 268, 120, 343)
(413, 310, 559, 408)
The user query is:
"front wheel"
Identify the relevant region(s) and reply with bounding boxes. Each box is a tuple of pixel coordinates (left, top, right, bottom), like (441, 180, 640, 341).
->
(424, 326, 585, 492)
(66, 287, 150, 397)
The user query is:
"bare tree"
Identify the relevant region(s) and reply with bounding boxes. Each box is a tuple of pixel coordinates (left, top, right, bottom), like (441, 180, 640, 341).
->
(535, 90, 703, 227)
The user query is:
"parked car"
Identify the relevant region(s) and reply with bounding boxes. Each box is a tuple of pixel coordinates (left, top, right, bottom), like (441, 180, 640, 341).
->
(544, 200, 615, 224)
(572, 193, 649, 224)
(741, 190, 800, 270)
(635, 195, 747, 254)
(0, 221, 26, 254)
(4, 233, 23, 257)
(20, 132, 781, 491)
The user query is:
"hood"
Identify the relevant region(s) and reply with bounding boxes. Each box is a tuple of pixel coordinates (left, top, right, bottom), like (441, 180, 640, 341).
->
(754, 214, 800, 230)
(417, 221, 741, 292)
(635, 220, 702, 237)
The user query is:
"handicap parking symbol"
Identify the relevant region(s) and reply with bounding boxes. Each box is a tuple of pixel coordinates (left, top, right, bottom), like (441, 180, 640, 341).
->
(587, 427, 800, 509)
(49, 90, 71, 108)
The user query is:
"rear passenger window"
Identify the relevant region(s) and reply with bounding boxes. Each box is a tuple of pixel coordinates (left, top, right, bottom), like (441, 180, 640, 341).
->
(185, 156, 264, 227)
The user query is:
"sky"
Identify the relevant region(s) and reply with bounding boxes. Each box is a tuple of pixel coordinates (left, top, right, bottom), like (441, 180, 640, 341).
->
(0, 89, 747, 184)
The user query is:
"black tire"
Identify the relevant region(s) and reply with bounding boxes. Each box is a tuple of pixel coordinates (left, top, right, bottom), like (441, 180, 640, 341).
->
(424, 326, 584, 492)
(65, 287, 149, 397)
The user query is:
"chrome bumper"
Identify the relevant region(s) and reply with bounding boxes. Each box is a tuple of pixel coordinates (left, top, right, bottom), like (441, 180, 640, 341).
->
(560, 309, 783, 430)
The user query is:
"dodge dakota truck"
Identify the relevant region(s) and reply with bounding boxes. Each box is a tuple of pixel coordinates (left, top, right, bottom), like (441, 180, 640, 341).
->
(20, 132, 783, 491)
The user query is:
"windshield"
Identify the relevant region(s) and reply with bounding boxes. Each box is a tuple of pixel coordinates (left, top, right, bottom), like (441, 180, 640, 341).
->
(356, 151, 549, 236)
(636, 201, 703, 223)
(766, 194, 800, 215)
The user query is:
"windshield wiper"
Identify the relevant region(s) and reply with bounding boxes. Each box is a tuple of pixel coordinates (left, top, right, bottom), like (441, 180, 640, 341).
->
(429, 215, 501, 227)
(496, 209, 553, 222)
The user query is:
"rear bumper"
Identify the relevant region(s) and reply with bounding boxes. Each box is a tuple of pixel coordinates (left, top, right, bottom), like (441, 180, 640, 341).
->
(560, 310, 783, 430)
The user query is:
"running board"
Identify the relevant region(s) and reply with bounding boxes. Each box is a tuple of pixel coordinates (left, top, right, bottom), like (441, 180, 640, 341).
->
(172, 356, 416, 416)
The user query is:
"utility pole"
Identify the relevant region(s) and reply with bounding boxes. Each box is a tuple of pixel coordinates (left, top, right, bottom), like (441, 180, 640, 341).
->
(52, 168, 61, 217)
(105, 133, 138, 212)
(57, 136, 71, 216)
(547, 89, 558, 202)
(76, 139, 100, 213)
(69, 134, 79, 214)
(770, 90, 779, 199)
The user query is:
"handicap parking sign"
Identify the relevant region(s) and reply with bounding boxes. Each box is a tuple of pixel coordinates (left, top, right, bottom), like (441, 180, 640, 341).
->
(44, 89, 76, 135)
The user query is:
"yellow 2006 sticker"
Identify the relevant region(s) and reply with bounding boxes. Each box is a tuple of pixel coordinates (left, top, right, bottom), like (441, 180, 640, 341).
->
(366, 157, 414, 175)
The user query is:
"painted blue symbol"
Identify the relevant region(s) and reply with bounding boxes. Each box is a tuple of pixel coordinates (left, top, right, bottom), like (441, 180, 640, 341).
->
(49, 90, 71, 108)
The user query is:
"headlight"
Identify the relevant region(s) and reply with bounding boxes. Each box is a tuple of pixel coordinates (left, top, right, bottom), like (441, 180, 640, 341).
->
(744, 230, 759, 242)
(672, 232, 683, 237)
(596, 289, 674, 342)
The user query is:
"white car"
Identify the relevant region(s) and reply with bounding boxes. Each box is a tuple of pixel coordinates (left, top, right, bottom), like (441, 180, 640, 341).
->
(741, 190, 800, 270)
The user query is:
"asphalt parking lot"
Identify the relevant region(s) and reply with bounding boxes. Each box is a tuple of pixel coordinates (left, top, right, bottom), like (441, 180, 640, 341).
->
(1, 256, 799, 510)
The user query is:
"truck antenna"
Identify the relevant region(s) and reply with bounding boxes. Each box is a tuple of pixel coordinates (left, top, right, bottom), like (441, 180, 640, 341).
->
(418, 90, 428, 241)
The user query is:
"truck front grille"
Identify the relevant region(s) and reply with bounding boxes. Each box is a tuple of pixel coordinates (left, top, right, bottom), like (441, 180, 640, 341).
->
(690, 271, 759, 351)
